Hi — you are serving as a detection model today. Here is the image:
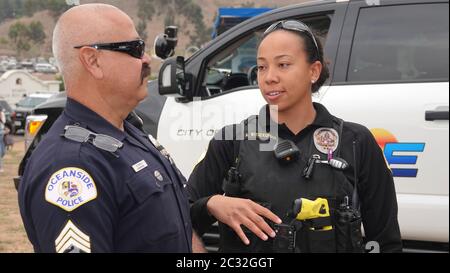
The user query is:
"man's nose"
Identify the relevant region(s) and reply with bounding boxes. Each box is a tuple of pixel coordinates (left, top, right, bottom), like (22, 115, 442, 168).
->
(142, 52, 151, 65)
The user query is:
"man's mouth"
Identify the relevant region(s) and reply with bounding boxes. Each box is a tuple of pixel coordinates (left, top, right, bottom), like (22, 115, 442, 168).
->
(141, 64, 151, 84)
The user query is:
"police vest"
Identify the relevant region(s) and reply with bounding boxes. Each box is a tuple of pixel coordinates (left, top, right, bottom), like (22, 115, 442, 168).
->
(219, 110, 364, 253)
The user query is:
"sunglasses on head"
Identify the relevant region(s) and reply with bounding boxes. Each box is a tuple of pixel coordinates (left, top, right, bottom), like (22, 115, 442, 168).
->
(74, 39, 146, 59)
(264, 20, 320, 59)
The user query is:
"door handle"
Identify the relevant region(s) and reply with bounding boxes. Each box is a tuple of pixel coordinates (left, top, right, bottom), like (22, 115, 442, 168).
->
(425, 110, 449, 121)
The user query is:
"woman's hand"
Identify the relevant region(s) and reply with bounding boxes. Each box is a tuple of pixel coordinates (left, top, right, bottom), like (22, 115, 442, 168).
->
(206, 195, 282, 245)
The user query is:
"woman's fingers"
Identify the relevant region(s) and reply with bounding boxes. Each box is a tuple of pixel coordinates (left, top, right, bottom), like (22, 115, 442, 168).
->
(231, 223, 250, 245)
(252, 202, 282, 225)
(248, 213, 277, 238)
(240, 216, 269, 241)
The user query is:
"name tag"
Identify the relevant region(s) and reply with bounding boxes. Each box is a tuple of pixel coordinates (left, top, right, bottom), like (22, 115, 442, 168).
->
(132, 160, 148, 173)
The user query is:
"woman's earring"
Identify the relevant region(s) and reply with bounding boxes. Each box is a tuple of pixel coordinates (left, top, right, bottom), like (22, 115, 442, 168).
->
(311, 79, 316, 84)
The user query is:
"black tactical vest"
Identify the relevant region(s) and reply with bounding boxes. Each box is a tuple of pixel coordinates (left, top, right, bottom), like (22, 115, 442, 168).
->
(219, 108, 364, 253)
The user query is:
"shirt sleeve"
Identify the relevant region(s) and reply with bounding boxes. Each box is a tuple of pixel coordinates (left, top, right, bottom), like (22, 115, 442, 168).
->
(18, 147, 118, 253)
(356, 127, 403, 253)
(187, 128, 237, 236)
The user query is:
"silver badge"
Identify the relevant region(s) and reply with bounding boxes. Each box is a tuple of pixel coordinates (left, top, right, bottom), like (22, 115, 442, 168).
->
(148, 134, 160, 147)
(313, 128, 339, 155)
(154, 170, 164, 182)
(149, 134, 174, 164)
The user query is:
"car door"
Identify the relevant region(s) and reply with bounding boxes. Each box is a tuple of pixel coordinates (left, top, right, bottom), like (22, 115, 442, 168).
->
(157, 3, 347, 177)
(322, 0, 449, 242)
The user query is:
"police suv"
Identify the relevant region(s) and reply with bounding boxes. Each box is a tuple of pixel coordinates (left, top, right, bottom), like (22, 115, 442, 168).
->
(19, 0, 449, 252)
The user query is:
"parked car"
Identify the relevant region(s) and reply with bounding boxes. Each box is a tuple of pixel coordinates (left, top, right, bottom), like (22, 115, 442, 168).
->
(34, 63, 58, 74)
(14, 93, 55, 134)
(18, 0, 449, 252)
(20, 61, 35, 73)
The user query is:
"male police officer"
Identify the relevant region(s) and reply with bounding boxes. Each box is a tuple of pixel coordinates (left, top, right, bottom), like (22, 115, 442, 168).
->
(18, 4, 192, 253)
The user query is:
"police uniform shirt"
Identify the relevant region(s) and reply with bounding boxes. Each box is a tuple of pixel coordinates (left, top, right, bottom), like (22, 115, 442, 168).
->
(18, 98, 192, 253)
(187, 102, 402, 253)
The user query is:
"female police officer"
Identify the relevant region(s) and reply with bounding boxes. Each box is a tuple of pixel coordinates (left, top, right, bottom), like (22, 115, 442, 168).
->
(187, 20, 402, 253)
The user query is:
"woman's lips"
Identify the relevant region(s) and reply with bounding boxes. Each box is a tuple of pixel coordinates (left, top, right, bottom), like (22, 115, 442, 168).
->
(264, 91, 285, 102)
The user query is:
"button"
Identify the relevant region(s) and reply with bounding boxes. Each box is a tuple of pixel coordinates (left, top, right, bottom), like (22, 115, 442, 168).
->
(154, 170, 163, 182)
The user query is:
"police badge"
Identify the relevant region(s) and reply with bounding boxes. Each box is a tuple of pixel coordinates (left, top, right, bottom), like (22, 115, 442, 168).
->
(313, 128, 339, 158)
(148, 134, 174, 165)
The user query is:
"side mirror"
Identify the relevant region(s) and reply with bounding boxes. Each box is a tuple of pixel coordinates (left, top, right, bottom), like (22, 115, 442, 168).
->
(158, 56, 186, 98)
(154, 26, 178, 60)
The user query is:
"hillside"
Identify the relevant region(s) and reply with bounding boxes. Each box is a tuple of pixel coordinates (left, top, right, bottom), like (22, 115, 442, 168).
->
(0, 0, 309, 77)
(0, 0, 309, 55)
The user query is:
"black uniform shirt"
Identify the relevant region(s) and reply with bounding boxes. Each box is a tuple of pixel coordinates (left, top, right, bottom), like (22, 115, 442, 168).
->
(18, 98, 192, 253)
(187, 102, 402, 252)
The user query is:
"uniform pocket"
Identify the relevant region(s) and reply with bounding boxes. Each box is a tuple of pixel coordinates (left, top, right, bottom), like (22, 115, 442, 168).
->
(126, 169, 172, 204)
(125, 168, 185, 250)
(305, 228, 336, 253)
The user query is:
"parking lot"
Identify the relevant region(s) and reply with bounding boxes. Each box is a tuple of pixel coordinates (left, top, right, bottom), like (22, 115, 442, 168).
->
(0, 136, 33, 252)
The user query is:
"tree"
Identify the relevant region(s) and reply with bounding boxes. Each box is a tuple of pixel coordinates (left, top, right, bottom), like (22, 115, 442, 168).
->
(8, 21, 29, 43)
(0, 0, 14, 23)
(45, 0, 70, 18)
(9, 22, 30, 56)
(136, 0, 209, 47)
(17, 39, 31, 54)
(24, 0, 39, 16)
(11, 0, 25, 18)
(137, 0, 157, 43)
(8, 20, 46, 57)
(1, 0, 69, 23)
(28, 21, 46, 44)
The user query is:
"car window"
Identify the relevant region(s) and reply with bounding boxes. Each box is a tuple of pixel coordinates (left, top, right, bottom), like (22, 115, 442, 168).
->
(17, 97, 48, 108)
(201, 14, 333, 97)
(347, 3, 449, 83)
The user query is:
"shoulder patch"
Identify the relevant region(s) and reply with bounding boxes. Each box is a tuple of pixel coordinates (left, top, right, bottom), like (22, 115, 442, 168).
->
(45, 167, 97, 212)
(55, 220, 91, 253)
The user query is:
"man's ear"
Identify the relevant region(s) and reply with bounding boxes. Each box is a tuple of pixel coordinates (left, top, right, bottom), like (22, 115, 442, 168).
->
(78, 47, 104, 80)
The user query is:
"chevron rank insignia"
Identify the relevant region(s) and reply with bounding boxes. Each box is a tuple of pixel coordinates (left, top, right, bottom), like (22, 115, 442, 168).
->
(55, 220, 91, 253)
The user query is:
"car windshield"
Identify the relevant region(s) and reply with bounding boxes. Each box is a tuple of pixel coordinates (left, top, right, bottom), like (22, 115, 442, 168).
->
(17, 97, 48, 108)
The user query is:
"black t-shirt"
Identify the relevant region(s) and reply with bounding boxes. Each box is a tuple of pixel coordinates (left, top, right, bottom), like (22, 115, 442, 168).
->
(187, 102, 402, 252)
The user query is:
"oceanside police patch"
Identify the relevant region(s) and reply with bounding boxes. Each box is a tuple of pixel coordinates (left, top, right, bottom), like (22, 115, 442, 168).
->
(45, 167, 97, 212)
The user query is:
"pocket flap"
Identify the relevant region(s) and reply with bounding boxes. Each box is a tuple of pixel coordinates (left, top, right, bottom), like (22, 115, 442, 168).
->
(127, 169, 172, 204)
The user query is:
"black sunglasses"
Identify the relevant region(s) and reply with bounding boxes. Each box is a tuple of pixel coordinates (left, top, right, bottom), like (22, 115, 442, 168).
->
(74, 39, 146, 59)
(264, 20, 320, 59)
(63, 125, 123, 153)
